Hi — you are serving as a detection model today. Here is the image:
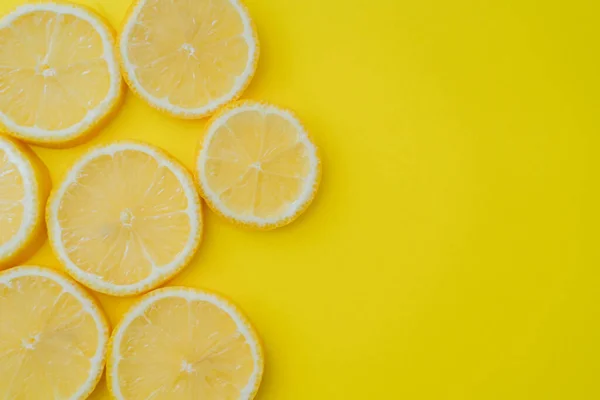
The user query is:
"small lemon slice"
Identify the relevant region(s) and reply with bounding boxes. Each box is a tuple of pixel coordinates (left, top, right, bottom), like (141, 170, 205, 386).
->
(108, 287, 264, 400)
(0, 3, 123, 147)
(119, 0, 259, 118)
(47, 142, 203, 296)
(196, 101, 321, 229)
(0, 266, 109, 399)
(0, 135, 49, 269)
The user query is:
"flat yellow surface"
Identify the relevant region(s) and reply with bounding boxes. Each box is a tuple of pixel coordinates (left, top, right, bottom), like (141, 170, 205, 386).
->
(1, 0, 598, 398)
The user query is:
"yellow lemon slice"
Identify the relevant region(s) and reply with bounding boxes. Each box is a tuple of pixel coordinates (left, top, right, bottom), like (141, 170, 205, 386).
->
(0, 266, 109, 399)
(196, 101, 321, 229)
(119, 0, 259, 119)
(0, 3, 123, 147)
(0, 135, 50, 269)
(108, 287, 264, 400)
(47, 142, 203, 296)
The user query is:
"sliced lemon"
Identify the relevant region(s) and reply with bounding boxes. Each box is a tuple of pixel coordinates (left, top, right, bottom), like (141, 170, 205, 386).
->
(47, 142, 203, 296)
(108, 287, 263, 400)
(196, 101, 321, 229)
(0, 266, 109, 399)
(0, 3, 123, 147)
(0, 135, 50, 269)
(119, 0, 259, 119)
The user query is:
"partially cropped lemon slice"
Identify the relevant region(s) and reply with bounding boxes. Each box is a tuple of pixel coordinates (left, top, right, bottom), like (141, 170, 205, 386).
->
(0, 135, 49, 269)
(0, 266, 109, 399)
(47, 142, 202, 296)
(196, 101, 321, 229)
(108, 287, 263, 400)
(0, 3, 123, 147)
(119, 0, 259, 118)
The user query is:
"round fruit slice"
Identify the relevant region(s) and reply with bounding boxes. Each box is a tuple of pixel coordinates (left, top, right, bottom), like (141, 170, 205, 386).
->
(119, 0, 259, 119)
(196, 101, 321, 229)
(0, 135, 50, 269)
(47, 142, 203, 296)
(0, 3, 123, 147)
(108, 287, 263, 400)
(0, 266, 109, 399)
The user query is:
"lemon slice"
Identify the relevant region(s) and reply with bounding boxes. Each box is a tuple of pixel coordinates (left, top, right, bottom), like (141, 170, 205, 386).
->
(196, 101, 321, 229)
(47, 142, 203, 296)
(119, 0, 259, 119)
(0, 266, 109, 399)
(108, 287, 263, 400)
(0, 135, 50, 269)
(0, 3, 123, 147)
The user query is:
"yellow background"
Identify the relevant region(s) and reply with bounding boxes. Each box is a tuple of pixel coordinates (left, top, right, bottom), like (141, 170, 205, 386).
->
(1, 0, 599, 398)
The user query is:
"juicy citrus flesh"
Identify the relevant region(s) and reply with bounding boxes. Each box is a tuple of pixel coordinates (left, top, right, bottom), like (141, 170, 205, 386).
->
(0, 143, 27, 251)
(0, 4, 120, 142)
(109, 289, 262, 400)
(197, 102, 319, 227)
(0, 267, 108, 399)
(121, 0, 257, 116)
(0, 136, 47, 269)
(48, 143, 202, 295)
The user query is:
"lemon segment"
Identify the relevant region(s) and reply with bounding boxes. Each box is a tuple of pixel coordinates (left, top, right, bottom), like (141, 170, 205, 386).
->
(119, 0, 259, 118)
(108, 288, 263, 400)
(47, 142, 203, 296)
(0, 135, 49, 269)
(0, 3, 123, 147)
(0, 266, 109, 399)
(196, 101, 321, 229)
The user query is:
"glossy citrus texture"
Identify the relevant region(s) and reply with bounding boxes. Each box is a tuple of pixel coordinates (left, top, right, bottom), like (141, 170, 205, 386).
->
(0, 135, 50, 269)
(0, 2, 123, 147)
(0, 266, 109, 399)
(108, 288, 263, 400)
(0, 0, 595, 399)
(119, 0, 259, 118)
(47, 142, 202, 296)
(196, 101, 320, 229)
